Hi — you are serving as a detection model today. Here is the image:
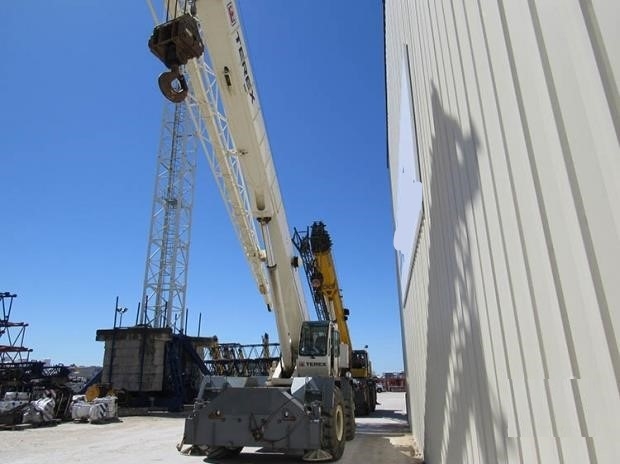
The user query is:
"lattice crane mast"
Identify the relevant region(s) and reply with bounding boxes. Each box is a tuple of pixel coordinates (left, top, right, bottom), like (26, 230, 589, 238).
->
(140, 102, 197, 332)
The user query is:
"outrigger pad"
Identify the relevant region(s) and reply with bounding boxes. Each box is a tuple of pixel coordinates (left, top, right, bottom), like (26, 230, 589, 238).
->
(148, 13, 204, 69)
(302, 449, 333, 462)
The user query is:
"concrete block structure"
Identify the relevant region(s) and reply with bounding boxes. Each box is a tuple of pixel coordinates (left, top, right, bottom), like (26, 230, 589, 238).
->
(96, 327, 215, 409)
(97, 328, 171, 392)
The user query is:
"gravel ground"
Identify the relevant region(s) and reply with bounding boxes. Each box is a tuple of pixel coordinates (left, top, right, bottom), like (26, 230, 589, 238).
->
(2, 392, 421, 463)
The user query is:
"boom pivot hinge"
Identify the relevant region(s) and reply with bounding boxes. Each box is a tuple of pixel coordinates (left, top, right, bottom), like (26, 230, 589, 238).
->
(148, 13, 204, 103)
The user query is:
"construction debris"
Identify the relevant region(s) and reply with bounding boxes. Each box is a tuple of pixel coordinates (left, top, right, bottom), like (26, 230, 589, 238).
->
(0, 292, 90, 429)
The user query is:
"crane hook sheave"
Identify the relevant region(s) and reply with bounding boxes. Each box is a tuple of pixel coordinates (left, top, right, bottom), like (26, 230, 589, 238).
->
(148, 13, 205, 103)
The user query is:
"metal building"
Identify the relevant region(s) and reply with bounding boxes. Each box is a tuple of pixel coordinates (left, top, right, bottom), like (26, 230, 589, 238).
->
(384, 1, 619, 463)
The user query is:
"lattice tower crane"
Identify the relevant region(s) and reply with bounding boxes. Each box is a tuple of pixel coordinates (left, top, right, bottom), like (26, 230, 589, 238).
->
(140, 102, 197, 332)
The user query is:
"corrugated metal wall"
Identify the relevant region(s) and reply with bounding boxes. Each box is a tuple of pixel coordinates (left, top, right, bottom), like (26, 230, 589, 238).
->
(384, 1, 619, 463)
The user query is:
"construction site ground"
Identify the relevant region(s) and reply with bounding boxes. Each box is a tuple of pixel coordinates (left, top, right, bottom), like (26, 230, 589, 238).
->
(3, 392, 422, 463)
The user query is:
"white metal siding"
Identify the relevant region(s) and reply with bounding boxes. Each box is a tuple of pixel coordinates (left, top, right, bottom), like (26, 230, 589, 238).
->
(385, 1, 620, 463)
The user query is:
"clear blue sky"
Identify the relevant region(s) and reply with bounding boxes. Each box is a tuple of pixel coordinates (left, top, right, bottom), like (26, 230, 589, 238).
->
(1, 1, 402, 375)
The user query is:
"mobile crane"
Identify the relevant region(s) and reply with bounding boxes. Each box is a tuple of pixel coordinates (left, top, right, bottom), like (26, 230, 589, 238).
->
(293, 222, 377, 416)
(148, 1, 354, 460)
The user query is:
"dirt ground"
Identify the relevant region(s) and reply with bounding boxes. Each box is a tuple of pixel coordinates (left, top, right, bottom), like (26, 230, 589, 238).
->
(2, 392, 422, 463)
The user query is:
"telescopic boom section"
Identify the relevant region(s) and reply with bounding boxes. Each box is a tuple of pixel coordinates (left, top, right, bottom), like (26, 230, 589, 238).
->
(192, 0, 309, 374)
(309, 222, 352, 351)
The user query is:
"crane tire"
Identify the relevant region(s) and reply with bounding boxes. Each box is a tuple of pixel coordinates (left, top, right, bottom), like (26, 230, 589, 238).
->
(369, 386, 377, 413)
(356, 397, 369, 417)
(321, 386, 346, 460)
(344, 394, 355, 441)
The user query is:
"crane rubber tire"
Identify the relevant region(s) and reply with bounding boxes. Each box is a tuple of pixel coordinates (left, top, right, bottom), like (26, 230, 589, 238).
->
(356, 396, 369, 417)
(344, 394, 355, 441)
(321, 386, 346, 460)
(369, 385, 377, 413)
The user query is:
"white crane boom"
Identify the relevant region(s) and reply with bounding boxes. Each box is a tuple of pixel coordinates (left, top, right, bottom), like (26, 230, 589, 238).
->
(147, 2, 356, 459)
(155, 0, 310, 373)
(192, 1, 309, 373)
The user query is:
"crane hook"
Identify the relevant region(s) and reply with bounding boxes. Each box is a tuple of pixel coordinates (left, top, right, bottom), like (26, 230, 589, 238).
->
(158, 65, 189, 103)
(148, 13, 204, 103)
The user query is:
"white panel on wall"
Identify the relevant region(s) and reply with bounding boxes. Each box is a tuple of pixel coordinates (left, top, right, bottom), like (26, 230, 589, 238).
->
(393, 51, 423, 299)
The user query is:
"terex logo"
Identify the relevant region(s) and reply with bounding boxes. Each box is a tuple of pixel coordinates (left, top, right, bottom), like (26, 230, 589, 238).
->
(234, 31, 255, 104)
(299, 361, 327, 368)
(226, 2, 237, 26)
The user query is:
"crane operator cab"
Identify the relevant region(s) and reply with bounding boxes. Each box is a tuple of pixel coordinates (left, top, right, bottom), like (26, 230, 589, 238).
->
(351, 349, 371, 378)
(297, 321, 341, 377)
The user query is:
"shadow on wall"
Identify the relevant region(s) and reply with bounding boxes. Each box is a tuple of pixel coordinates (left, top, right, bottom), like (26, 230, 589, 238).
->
(423, 86, 508, 463)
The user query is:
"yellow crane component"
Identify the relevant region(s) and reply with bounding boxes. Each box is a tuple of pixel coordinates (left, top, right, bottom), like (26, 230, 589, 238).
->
(309, 222, 352, 351)
(150, 2, 355, 458)
(294, 221, 377, 416)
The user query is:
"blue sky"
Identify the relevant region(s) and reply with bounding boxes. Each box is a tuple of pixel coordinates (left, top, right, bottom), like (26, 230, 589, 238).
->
(0, 1, 402, 375)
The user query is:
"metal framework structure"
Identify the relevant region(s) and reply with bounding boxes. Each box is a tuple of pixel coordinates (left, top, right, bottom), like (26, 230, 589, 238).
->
(0, 292, 32, 364)
(292, 228, 330, 322)
(141, 102, 197, 332)
(204, 341, 281, 377)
